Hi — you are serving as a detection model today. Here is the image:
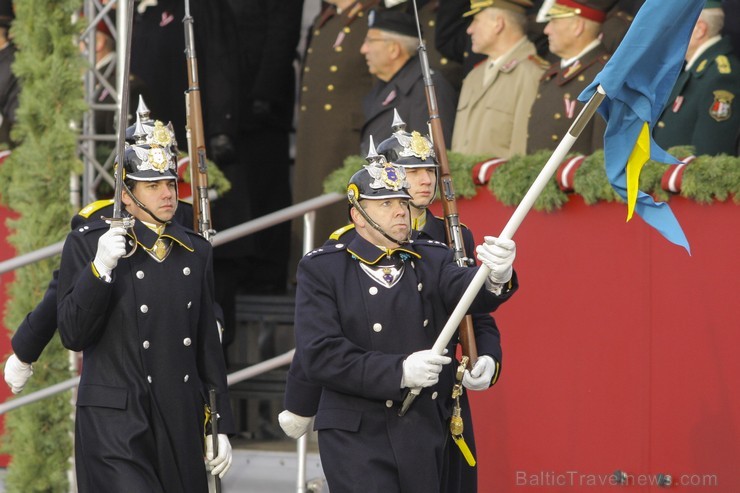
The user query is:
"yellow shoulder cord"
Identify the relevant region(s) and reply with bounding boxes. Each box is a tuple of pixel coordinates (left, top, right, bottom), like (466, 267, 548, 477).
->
(450, 355, 476, 467)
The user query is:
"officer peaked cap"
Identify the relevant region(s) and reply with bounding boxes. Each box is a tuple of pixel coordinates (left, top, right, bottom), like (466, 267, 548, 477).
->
(367, 9, 420, 38)
(464, 0, 534, 18)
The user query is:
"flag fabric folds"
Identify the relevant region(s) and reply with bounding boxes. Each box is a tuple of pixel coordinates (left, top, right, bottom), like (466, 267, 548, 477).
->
(579, 0, 704, 253)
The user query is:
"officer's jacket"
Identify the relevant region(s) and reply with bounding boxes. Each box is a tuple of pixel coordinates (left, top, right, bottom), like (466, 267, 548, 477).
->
(452, 38, 546, 158)
(526, 42, 610, 155)
(654, 36, 740, 156)
(57, 218, 233, 492)
(294, 232, 516, 488)
(360, 56, 458, 156)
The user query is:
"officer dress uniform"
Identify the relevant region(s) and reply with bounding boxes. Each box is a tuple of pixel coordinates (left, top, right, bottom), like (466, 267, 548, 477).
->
(451, 37, 548, 158)
(57, 218, 234, 492)
(294, 231, 517, 493)
(526, 42, 610, 155)
(654, 36, 740, 156)
(292, 1, 381, 251)
(361, 55, 458, 156)
(11, 199, 195, 366)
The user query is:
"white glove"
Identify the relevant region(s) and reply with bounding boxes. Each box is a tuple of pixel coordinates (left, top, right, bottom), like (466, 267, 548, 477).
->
(476, 236, 516, 285)
(93, 225, 127, 277)
(462, 355, 496, 391)
(4, 353, 33, 394)
(205, 434, 232, 478)
(278, 410, 314, 439)
(401, 349, 452, 388)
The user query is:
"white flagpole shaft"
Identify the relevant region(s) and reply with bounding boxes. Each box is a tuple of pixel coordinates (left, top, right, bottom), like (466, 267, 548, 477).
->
(402, 86, 607, 407)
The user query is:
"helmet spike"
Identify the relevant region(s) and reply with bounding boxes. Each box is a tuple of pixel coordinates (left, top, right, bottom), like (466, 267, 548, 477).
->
(391, 109, 406, 133)
(133, 114, 147, 144)
(137, 95, 152, 123)
(366, 135, 380, 163)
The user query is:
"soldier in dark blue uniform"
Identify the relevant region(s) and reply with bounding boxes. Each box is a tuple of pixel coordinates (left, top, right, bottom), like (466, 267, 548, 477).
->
(291, 152, 517, 492)
(653, 0, 740, 156)
(56, 128, 233, 491)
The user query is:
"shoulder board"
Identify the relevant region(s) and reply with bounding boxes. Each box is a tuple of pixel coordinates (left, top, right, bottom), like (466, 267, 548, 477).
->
(528, 54, 551, 70)
(432, 215, 470, 231)
(303, 243, 347, 259)
(329, 223, 355, 241)
(71, 219, 109, 235)
(77, 199, 114, 219)
(715, 55, 732, 75)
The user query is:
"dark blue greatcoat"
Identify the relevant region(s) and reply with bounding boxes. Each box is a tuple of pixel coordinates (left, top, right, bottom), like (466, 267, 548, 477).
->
(294, 231, 517, 493)
(57, 217, 233, 493)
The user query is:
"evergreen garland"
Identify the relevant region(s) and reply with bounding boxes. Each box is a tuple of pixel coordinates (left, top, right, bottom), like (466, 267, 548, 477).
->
(324, 148, 739, 210)
(0, 0, 84, 491)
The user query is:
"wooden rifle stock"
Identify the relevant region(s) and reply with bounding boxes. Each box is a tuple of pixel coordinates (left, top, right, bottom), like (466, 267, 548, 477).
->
(183, 1, 214, 241)
(416, 17, 478, 369)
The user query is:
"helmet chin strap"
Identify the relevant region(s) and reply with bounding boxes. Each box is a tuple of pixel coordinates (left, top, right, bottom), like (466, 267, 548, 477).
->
(349, 195, 411, 246)
(123, 181, 177, 226)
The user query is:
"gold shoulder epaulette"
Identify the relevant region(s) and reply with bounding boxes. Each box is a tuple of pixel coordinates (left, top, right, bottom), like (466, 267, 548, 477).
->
(716, 55, 731, 75)
(329, 223, 355, 241)
(528, 54, 551, 70)
(77, 199, 114, 219)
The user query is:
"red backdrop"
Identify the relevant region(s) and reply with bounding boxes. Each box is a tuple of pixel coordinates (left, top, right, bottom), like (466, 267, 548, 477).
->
(430, 188, 739, 492)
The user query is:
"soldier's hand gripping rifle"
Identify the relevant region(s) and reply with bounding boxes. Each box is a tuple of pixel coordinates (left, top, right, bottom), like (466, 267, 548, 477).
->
(183, 0, 215, 242)
(399, 0, 478, 417)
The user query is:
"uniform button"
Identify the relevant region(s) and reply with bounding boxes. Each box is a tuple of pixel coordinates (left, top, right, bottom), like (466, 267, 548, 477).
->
(140, 305, 148, 313)
(313, 29, 320, 36)
(373, 323, 382, 332)
(344, 26, 351, 33)
(554, 113, 561, 120)
(423, 319, 429, 327)
(301, 105, 307, 112)
(578, 75, 585, 81)
(385, 400, 393, 408)
(565, 93, 571, 99)
(329, 65, 338, 72)
(136, 270, 145, 279)
(369, 286, 378, 295)
(428, 19, 435, 27)
(431, 391, 438, 400)
(183, 267, 191, 276)
(440, 57, 448, 65)
(302, 85, 308, 92)
(324, 104, 332, 111)
(143, 340, 150, 349)
(657, 121, 665, 128)
(183, 338, 192, 347)
(327, 84, 334, 91)
(411, 261, 415, 269)
(307, 47, 313, 54)
(334, 46, 342, 53)
(187, 301, 192, 309)
(147, 375, 153, 383)
(304, 66, 310, 73)
(184, 375, 189, 382)
(335, 243, 344, 248)
(551, 134, 559, 141)
(417, 283, 423, 292)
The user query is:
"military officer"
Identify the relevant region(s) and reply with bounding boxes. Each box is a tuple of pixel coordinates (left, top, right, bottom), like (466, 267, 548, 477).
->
(56, 132, 233, 491)
(526, 0, 617, 155)
(451, 0, 548, 158)
(291, 0, 381, 274)
(291, 149, 517, 492)
(654, 0, 740, 156)
(359, 8, 457, 155)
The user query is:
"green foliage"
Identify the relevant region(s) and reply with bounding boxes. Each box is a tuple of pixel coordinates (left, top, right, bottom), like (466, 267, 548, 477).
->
(0, 0, 85, 490)
(488, 150, 569, 212)
(178, 153, 232, 196)
(323, 147, 740, 214)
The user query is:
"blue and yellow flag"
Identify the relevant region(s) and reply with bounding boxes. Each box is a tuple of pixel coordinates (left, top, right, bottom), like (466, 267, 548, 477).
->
(579, 0, 703, 253)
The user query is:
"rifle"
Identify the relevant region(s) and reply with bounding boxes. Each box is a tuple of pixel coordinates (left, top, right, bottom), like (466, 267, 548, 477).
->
(399, 0, 479, 418)
(183, 0, 215, 241)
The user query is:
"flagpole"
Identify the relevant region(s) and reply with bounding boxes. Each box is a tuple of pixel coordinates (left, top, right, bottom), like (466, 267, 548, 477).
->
(399, 85, 607, 415)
